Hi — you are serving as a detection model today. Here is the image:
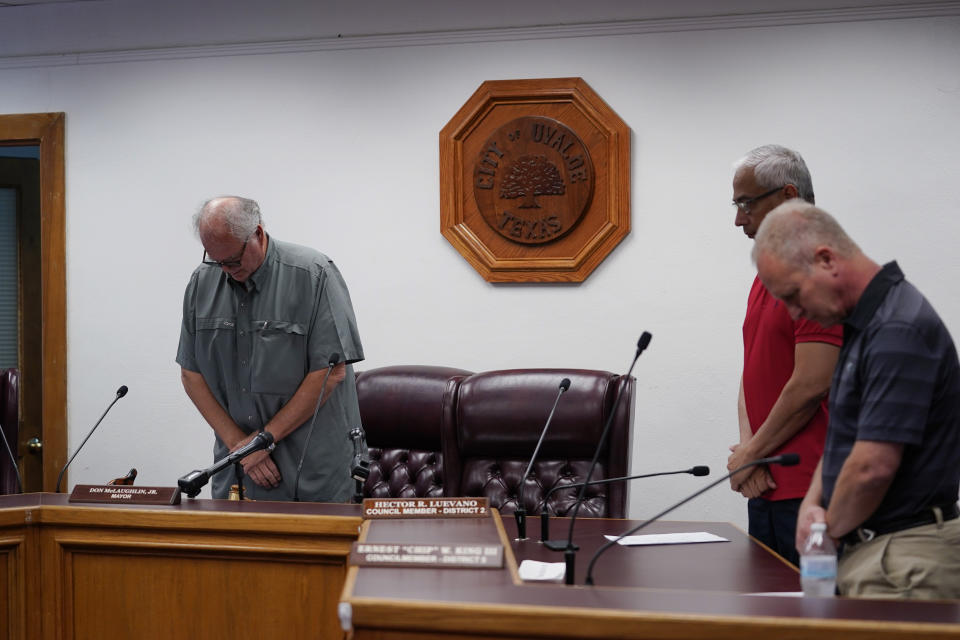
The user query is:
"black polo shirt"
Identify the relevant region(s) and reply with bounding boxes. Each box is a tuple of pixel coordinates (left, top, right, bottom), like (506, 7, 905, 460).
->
(822, 262, 960, 528)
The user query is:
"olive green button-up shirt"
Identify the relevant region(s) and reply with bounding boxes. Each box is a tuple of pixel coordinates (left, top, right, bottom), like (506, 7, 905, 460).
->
(177, 236, 364, 501)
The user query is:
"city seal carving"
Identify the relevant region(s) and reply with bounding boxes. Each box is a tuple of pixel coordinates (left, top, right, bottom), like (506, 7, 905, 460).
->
(441, 78, 630, 282)
(473, 116, 594, 245)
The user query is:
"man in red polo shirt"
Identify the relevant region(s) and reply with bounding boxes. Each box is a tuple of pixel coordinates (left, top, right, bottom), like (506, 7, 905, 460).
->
(727, 145, 842, 566)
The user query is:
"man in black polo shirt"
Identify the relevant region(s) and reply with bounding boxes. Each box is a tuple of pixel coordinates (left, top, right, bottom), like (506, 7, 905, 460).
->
(752, 200, 960, 598)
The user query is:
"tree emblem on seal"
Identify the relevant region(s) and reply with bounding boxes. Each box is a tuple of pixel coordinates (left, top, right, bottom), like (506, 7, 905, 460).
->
(473, 116, 594, 245)
(499, 155, 565, 209)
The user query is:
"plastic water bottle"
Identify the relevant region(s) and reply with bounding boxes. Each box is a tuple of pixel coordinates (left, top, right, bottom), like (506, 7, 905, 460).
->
(800, 522, 837, 596)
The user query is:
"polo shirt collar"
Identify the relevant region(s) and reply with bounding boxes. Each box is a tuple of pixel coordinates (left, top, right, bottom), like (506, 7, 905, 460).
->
(246, 233, 274, 292)
(844, 261, 903, 331)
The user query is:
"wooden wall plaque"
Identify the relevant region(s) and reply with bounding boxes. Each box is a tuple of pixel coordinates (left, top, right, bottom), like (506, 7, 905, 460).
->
(440, 78, 630, 282)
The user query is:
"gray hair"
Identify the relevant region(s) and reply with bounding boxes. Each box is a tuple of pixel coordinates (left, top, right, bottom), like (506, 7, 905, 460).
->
(752, 199, 859, 269)
(735, 145, 815, 204)
(193, 196, 263, 240)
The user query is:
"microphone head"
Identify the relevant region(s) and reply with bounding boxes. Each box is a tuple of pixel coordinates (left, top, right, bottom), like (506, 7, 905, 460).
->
(690, 465, 710, 476)
(777, 453, 800, 467)
(116, 385, 129, 398)
(258, 430, 276, 446)
(559, 378, 571, 391)
(329, 353, 341, 366)
(636, 332, 652, 355)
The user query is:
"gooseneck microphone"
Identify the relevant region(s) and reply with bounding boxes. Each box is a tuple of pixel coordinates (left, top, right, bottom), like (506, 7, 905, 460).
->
(584, 453, 800, 585)
(178, 430, 276, 498)
(294, 353, 341, 502)
(515, 377, 571, 540)
(539, 465, 709, 542)
(56, 385, 128, 493)
(545, 332, 651, 585)
(0, 420, 23, 494)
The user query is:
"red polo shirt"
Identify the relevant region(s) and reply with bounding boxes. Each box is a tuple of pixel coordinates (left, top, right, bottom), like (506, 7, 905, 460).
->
(743, 276, 843, 500)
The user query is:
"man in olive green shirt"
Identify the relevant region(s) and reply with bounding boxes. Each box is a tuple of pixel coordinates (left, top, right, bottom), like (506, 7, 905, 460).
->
(177, 196, 364, 501)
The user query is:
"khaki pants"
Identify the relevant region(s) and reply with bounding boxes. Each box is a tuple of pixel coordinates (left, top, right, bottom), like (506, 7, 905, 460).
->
(838, 513, 960, 599)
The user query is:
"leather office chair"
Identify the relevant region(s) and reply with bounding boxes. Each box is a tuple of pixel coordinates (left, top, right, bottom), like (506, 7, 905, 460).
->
(445, 369, 633, 518)
(356, 365, 471, 499)
(0, 368, 20, 495)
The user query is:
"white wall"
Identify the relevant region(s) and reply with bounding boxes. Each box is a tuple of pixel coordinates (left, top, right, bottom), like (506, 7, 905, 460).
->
(0, 1, 958, 527)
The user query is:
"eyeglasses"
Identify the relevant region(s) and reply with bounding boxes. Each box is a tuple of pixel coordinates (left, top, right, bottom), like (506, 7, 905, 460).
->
(202, 234, 251, 268)
(732, 185, 784, 213)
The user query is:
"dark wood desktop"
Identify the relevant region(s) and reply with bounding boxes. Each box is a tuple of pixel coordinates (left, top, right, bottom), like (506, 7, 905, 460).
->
(341, 511, 960, 640)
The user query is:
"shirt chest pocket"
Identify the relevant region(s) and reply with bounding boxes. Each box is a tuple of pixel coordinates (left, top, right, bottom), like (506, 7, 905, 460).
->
(195, 317, 237, 375)
(251, 320, 308, 396)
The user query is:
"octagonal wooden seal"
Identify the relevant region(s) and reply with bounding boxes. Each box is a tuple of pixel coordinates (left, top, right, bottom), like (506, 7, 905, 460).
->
(440, 78, 630, 282)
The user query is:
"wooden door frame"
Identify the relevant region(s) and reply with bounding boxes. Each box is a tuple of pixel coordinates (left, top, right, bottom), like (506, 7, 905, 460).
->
(0, 113, 66, 491)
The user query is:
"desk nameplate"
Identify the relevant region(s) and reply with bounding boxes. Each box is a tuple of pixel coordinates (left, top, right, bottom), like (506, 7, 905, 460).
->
(351, 542, 503, 569)
(362, 497, 489, 519)
(69, 485, 182, 505)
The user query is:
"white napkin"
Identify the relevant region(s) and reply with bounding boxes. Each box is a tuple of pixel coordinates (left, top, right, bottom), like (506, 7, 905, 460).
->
(518, 559, 566, 581)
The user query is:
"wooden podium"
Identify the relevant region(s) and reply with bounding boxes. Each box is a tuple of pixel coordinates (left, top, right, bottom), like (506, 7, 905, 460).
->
(0, 493, 362, 640)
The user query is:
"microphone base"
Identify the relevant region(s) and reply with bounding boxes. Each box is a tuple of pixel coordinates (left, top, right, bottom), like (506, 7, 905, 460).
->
(563, 548, 577, 585)
(543, 539, 579, 552)
(514, 508, 527, 541)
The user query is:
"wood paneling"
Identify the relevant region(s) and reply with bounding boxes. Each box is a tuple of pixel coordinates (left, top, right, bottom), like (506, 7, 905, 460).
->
(68, 550, 344, 639)
(0, 535, 25, 640)
(0, 495, 362, 640)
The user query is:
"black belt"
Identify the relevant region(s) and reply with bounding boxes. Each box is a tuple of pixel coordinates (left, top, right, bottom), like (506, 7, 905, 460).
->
(840, 502, 959, 547)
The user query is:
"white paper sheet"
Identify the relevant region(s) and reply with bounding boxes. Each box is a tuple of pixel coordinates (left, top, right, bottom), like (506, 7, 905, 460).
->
(603, 531, 729, 546)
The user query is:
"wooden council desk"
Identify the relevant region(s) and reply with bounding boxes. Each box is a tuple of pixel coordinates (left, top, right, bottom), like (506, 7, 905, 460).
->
(340, 511, 960, 639)
(0, 493, 362, 640)
(5, 495, 958, 639)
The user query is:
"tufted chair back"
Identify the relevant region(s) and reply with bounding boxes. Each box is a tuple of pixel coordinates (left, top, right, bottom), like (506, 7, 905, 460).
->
(0, 368, 19, 495)
(356, 365, 471, 500)
(444, 369, 633, 518)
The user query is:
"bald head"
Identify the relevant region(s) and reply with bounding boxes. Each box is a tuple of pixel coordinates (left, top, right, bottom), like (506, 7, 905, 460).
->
(194, 196, 262, 243)
(752, 200, 878, 327)
(752, 199, 859, 271)
(194, 195, 267, 283)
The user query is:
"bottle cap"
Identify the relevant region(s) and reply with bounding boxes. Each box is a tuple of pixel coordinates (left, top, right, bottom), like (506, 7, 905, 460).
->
(811, 522, 827, 532)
